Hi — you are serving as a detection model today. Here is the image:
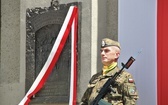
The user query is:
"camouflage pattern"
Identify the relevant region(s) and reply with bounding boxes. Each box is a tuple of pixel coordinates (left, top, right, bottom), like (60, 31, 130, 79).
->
(80, 66, 139, 105)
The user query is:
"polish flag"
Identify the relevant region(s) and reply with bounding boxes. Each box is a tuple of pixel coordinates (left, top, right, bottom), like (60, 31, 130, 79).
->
(118, 0, 168, 105)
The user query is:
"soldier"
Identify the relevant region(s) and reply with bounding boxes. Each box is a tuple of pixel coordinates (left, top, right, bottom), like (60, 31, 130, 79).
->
(80, 38, 139, 105)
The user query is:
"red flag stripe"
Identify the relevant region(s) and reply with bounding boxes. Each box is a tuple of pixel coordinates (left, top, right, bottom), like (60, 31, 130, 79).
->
(157, 0, 168, 105)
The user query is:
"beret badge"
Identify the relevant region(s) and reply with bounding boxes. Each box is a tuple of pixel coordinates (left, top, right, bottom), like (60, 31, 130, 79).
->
(101, 40, 106, 47)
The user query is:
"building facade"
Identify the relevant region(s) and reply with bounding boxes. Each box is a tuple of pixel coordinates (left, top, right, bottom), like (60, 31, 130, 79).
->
(0, 0, 118, 105)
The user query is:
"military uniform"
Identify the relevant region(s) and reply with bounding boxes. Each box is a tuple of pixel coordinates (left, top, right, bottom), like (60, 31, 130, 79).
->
(80, 38, 139, 105)
(80, 66, 138, 105)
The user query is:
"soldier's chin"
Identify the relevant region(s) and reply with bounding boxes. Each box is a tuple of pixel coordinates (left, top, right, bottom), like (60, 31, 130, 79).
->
(102, 61, 108, 66)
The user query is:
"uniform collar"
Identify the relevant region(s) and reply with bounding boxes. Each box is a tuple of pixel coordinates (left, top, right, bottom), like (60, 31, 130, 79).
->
(103, 65, 119, 77)
(102, 62, 117, 76)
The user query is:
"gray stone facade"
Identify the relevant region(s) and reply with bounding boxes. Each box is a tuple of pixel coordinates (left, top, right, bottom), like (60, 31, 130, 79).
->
(0, 0, 118, 104)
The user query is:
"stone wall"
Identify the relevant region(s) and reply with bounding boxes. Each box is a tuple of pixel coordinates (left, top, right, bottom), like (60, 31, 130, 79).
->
(0, 0, 22, 105)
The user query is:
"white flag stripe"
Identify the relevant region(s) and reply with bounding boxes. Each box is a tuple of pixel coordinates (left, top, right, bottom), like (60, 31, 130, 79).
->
(69, 17, 75, 105)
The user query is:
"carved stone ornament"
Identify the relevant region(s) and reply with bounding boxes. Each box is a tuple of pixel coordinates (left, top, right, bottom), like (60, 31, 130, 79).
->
(26, 1, 81, 104)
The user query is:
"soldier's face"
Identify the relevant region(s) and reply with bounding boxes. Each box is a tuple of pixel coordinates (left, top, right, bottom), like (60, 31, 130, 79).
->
(100, 46, 120, 66)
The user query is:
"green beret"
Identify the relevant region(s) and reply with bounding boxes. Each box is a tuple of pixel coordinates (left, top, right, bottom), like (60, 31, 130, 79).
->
(101, 38, 121, 49)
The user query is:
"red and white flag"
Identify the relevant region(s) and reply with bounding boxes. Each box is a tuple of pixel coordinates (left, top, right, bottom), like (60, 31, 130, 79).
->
(118, 0, 168, 105)
(19, 6, 78, 105)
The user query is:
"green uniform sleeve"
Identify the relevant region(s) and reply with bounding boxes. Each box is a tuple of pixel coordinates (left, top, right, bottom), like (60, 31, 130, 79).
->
(122, 73, 139, 105)
(80, 87, 93, 105)
(80, 73, 100, 105)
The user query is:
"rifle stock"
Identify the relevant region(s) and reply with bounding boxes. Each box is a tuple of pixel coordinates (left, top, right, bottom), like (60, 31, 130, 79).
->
(90, 56, 135, 105)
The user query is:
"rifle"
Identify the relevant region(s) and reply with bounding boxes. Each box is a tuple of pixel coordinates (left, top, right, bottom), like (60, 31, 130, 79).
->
(90, 56, 136, 105)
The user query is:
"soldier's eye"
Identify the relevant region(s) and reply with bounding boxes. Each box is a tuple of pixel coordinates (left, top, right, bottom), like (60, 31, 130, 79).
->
(101, 49, 110, 53)
(104, 49, 110, 53)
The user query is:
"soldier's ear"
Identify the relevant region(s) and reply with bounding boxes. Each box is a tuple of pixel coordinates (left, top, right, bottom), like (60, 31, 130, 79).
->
(115, 52, 120, 58)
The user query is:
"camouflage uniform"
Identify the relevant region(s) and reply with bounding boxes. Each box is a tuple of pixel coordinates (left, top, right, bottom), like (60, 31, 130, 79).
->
(80, 66, 139, 105)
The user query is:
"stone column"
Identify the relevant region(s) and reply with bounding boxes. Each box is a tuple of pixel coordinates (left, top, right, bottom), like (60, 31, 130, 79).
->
(0, 0, 22, 105)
